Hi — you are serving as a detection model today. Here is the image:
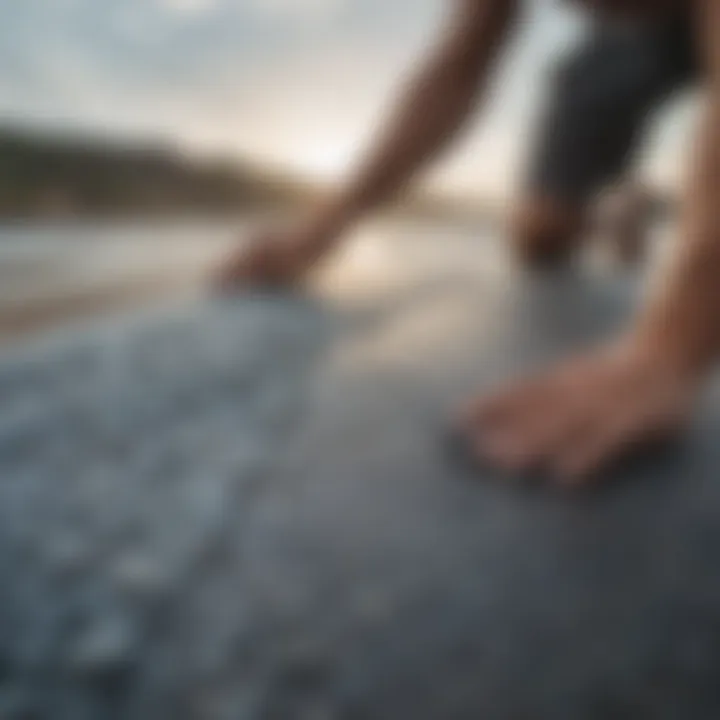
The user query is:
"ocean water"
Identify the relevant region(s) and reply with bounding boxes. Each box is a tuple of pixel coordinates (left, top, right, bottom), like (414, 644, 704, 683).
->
(0, 211, 662, 352)
(0, 216, 505, 343)
(0, 220, 242, 306)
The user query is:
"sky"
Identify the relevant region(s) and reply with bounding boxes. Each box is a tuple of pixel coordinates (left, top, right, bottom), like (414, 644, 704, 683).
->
(0, 0, 698, 199)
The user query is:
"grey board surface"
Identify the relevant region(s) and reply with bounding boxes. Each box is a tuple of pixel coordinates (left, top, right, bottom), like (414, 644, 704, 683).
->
(0, 242, 719, 719)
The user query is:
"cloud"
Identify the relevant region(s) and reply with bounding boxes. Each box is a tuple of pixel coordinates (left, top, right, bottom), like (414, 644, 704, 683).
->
(0, 0, 690, 194)
(158, 0, 220, 15)
(249, 0, 345, 17)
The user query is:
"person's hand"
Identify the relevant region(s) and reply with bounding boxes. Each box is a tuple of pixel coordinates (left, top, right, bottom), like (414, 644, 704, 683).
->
(458, 337, 698, 485)
(216, 221, 335, 290)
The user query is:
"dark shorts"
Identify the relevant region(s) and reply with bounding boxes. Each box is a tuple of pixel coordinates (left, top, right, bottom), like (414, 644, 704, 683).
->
(528, 15, 697, 203)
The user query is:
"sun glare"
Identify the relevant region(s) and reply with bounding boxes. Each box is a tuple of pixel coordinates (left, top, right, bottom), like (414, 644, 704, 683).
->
(295, 137, 356, 181)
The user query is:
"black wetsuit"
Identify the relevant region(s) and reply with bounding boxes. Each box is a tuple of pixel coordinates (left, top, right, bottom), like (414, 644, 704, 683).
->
(528, 8, 697, 201)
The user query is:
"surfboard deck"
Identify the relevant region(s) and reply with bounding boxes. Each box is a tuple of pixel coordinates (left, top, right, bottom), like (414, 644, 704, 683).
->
(0, 242, 717, 719)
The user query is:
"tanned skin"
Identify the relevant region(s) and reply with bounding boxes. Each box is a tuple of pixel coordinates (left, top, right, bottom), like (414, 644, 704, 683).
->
(218, 1, 517, 285)
(219, 0, 720, 485)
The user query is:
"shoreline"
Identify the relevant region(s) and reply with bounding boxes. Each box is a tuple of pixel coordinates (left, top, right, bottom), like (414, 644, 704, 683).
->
(0, 222, 239, 346)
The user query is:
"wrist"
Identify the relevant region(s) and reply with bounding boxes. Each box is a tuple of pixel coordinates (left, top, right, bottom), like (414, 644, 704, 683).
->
(627, 321, 712, 389)
(301, 197, 357, 252)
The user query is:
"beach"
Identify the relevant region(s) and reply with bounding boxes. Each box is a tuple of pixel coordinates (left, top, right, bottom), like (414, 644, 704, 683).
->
(0, 214, 505, 345)
(0, 220, 242, 344)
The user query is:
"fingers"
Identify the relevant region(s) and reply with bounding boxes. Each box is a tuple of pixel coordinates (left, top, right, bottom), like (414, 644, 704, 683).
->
(490, 397, 597, 474)
(460, 383, 553, 472)
(215, 240, 289, 290)
(552, 394, 682, 484)
(459, 355, 686, 487)
(460, 355, 592, 428)
(459, 376, 553, 432)
(214, 245, 261, 289)
(460, 359, 597, 472)
(470, 388, 600, 476)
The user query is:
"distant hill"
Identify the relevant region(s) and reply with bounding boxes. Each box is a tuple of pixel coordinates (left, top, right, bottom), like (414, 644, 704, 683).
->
(0, 127, 317, 219)
(0, 125, 501, 225)
(0, 126, 675, 225)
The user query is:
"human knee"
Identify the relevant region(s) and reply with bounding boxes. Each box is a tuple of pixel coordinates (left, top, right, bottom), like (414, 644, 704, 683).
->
(509, 199, 585, 268)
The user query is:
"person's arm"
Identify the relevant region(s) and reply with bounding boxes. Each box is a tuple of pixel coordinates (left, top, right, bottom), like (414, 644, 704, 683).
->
(219, 0, 519, 286)
(636, 0, 720, 377)
(456, 1, 720, 484)
(310, 0, 519, 245)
